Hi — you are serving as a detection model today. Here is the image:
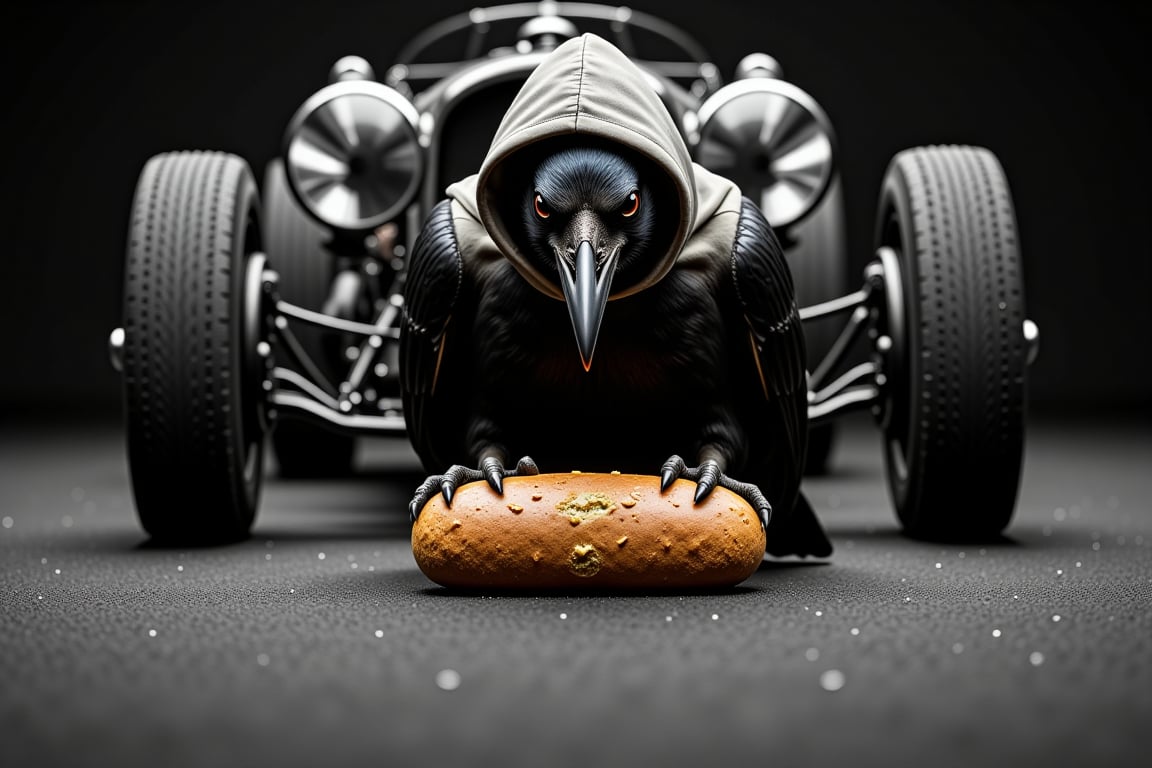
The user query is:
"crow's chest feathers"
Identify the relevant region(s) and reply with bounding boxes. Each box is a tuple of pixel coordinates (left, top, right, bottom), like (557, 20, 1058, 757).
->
(478, 282, 721, 402)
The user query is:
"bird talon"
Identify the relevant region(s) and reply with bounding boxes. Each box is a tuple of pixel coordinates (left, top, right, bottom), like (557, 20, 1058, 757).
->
(693, 461, 721, 503)
(410, 457, 542, 522)
(512, 456, 540, 477)
(659, 455, 686, 492)
(657, 456, 768, 521)
(480, 456, 505, 494)
(758, 506, 772, 531)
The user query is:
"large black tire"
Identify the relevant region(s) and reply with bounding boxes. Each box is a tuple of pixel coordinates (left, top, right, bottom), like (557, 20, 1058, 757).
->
(786, 176, 848, 475)
(122, 151, 266, 543)
(875, 145, 1027, 540)
(262, 159, 357, 478)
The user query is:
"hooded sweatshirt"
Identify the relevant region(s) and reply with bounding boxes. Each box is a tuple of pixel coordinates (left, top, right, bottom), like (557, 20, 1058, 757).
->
(445, 33, 745, 301)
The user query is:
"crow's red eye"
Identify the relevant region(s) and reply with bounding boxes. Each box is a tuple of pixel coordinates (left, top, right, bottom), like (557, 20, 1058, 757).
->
(622, 191, 640, 218)
(534, 193, 550, 219)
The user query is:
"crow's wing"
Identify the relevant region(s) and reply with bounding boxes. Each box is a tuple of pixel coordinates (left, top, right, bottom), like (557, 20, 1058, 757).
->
(726, 197, 809, 508)
(399, 200, 470, 472)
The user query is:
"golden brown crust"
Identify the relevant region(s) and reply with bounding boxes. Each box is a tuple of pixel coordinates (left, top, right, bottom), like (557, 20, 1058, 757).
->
(411, 473, 765, 589)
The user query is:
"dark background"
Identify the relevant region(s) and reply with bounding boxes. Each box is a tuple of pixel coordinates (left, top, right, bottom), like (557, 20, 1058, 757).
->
(1, 0, 1149, 418)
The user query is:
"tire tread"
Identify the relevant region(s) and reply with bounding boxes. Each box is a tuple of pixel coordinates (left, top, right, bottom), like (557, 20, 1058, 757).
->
(883, 145, 1026, 538)
(122, 151, 262, 542)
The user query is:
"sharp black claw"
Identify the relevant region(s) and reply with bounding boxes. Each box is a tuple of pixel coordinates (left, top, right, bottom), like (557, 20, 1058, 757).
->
(412, 457, 537, 519)
(692, 460, 720, 503)
(659, 455, 686, 492)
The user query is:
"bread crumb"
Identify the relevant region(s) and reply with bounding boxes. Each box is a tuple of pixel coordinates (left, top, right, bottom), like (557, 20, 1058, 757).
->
(630, 491, 642, 500)
(450, 519, 462, 529)
(617, 536, 628, 547)
(621, 498, 637, 508)
(610, 470, 621, 475)
(532, 551, 542, 562)
(556, 492, 616, 522)
(531, 493, 543, 501)
(507, 503, 523, 513)
(569, 544, 601, 577)
(571, 470, 582, 474)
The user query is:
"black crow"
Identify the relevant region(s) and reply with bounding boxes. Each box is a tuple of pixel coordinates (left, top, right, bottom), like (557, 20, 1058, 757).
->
(399, 34, 831, 558)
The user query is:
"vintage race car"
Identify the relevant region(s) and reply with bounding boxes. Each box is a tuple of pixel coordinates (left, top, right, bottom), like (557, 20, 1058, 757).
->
(108, 1, 1039, 544)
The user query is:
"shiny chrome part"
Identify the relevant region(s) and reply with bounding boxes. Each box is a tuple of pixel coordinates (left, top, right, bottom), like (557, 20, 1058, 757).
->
(270, 391, 408, 436)
(283, 80, 422, 231)
(276, 300, 384, 337)
(735, 52, 782, 80)
(328, 55, 376, 84)
(798, 288, 870, 322)
(415, 52, 547, 210)
(873, 246, 906, 431)
(343, 300, 404, 392)
(272, 314, 339, 398)
(242, 253, 273, 434)
(394, 2, 713, 88)
(1024, 319, 1040, 366)
(809, 361, 879, 407)
(421, 49, 546, 108)
(802, 255, 898, 425)
(517, 14, 579, 48)
(694, 78, 837, 229)
(808, 386, 881, 426)
(874, 247, 905, 365)
(322, 270, 364, 319)
(272, 367, 340, 410)
(108, 327, 125, 373)
(808, 304, 871, 392)
(412, 47, 698, 210)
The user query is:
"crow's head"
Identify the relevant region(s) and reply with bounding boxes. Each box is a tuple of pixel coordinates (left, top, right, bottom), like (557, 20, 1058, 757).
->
(520, 146, 657, 370)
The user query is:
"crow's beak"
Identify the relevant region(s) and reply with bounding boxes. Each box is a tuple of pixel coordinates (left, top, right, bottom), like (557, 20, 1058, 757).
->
(557, 239, 619, 371)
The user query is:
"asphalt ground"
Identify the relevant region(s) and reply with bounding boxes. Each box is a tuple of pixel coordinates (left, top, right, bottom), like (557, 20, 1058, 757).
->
(2, 413, 1149, 767)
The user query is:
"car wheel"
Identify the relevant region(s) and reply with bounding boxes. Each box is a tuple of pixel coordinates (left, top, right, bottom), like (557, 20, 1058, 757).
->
(121, 152, 268, 543)
(786, 177, 847, 475)
(875, 145, 1027, 540)
(262, 159, 357, 478)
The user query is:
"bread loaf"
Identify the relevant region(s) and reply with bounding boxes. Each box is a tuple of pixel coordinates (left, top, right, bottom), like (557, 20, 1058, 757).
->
(411, 472, 765, 589)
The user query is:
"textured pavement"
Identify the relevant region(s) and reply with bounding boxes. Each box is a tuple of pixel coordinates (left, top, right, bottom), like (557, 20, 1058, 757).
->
(2, 413, 1149, 767)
